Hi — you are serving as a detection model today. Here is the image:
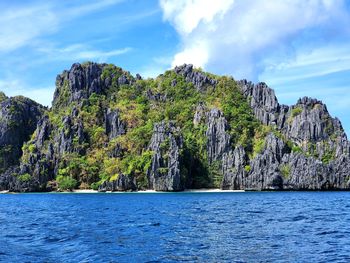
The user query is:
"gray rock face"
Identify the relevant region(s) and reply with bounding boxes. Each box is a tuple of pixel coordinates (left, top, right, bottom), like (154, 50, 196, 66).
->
(174, 64, 217, 91)
(239, 80, 282, 127)
(105, 108, 126, 140)
(221, 130, 350, 191)
(246, 133, 288, 190)
(222, 133, 288, 190)
(53, 62, 133, 109)
(285, 97, 336, 142)
(280, 153, 331, 190)
(16, 109, 88, 192)
(147, 121, 183, 191)
(277, 152, 350, 190)
(15, 115, 55, 191)
(0, 96, 44, 173)
(221, 146, 247, 190)
(55, 116, 86, 155)
(146, 89, 167, 102)
(206, 108, 231, 164)
(238, 80, 350, 188)
(0, 166, 41, 192)
(98, 174, 137, 192)
(53, 63, 106, 108)
(193, 102, 206, 126)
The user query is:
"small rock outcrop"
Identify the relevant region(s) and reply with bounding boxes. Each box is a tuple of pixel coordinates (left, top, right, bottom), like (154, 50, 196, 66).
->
(98, 174, 137, 192)
(174, 64, 217, 91)
(53, 63, 106, 108)
(53, 62, 133, 109)
(147, 122, 183, 191)
(105, 109, 126, 140)
(0, 166, 41, 192)
(239, 80, 283, 127)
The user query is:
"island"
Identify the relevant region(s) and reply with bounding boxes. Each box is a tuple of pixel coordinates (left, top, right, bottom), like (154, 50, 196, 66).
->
(0, 62, 349, 192)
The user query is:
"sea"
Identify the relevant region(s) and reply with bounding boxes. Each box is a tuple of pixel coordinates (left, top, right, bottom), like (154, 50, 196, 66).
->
(1, 191, 350, 262)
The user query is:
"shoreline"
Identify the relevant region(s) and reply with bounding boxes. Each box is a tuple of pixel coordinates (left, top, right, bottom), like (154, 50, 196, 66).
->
(72, 189, 245, 194)
(2, 189, 350, 194)
(74, 189, 245, 193)
(0, 189, 245, 194)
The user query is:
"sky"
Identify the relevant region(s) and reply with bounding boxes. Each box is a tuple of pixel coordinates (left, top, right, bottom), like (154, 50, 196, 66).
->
(0, 0, 350, 134)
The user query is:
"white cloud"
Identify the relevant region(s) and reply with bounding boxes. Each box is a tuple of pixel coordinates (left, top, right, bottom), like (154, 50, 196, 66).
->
(172, 40, 209, 68)
(0, 79, 54, 106)
(160, 0, 350, 79)
(160, 0, 233, 35)
(260, 44, 350, 85)
(63, 0, 124, 19)
(37, 44, 132, 62)
(0, 0, 123, 53)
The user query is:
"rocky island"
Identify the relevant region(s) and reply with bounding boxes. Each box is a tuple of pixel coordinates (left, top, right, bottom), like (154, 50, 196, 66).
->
(0, 62, 349, 192)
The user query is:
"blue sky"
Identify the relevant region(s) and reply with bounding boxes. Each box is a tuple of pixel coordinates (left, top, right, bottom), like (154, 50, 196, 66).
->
(0, 0, 350, 135)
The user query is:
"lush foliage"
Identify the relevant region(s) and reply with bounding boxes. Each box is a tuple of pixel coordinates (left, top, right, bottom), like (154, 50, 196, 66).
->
(56, 175, 78, 191)
(0, 91, 7, 103)
(280, 164, 291, 179)
(21, 64, 313, 189)
(18, 173, 31, 182)
(19, 65, 267, 189)
(291, 107, 303, 117)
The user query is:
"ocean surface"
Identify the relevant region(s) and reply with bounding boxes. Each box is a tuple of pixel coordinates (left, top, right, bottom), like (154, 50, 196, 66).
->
(1, 192, 350, 263)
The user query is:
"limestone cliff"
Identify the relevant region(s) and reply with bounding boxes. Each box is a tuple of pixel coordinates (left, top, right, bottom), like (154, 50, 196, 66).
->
(0, 62, 349, 192)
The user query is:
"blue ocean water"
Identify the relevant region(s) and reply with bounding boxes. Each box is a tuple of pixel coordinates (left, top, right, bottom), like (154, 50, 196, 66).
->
(1, 192, 350, 262)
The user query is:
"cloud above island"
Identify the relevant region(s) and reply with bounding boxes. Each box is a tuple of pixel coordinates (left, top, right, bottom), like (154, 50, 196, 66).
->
(160, 0, 350, 79)
(159, 0, 350, 134)
(0, 0, 350, 134)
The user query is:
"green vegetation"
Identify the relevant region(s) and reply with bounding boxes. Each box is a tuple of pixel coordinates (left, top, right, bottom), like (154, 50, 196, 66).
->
(280, 164, 291, 179)
(250, 125, 277, 158)
(52, 80, 70, 110)
(18, 173, 31, 182)
(20, 65, 268, 189)
(287, 106, 303, 124)
(208, 161, 223, 188)
(292, 145, 303, 153)
(0, 91, 7, 103)
(56, 175, 78, 191)
(321, 148, 336, 164)
(291, 107, 303, 117)
(0, 145, 14, 173)
(25, 64, 339, 190)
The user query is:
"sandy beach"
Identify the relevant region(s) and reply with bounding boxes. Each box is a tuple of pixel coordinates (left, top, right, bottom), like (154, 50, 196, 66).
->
(0, 189, 245, 194)
(105, 189, 245, 193)
(184, 189, 245, 193)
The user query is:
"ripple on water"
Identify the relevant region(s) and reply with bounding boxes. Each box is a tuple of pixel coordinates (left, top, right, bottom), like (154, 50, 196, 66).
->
(1, 192, 350, 262)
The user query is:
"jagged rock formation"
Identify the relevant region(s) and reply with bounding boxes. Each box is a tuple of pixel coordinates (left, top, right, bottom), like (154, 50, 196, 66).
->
(98, 174, 137, 192)
(206, 108, 231, 164)
(239, 80, 283, 127)
(174, 64, 217, 91)
(0, 96, 44, 177)
(105, 109, 126, 140)
(147, 122, 183, 191)
(53, 63, 133, 109)
(1, 62, 350, 192)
